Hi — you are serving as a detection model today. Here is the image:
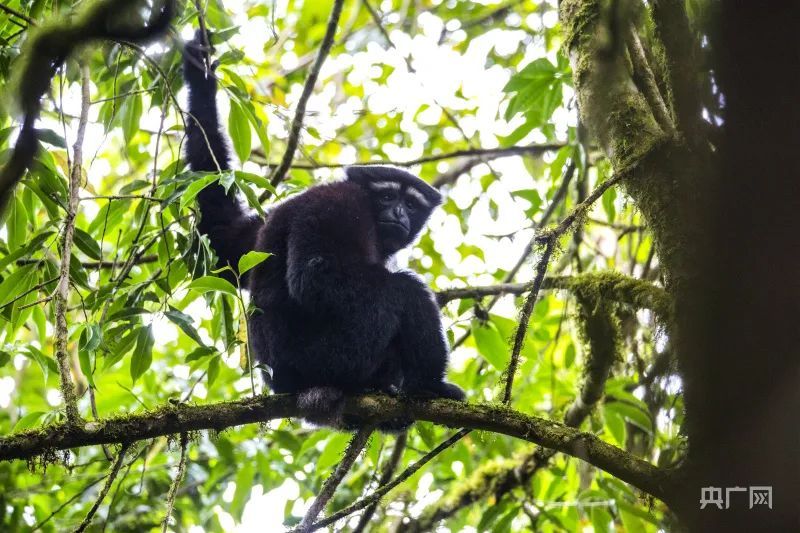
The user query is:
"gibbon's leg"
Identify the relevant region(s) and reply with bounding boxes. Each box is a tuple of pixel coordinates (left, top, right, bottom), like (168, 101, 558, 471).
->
(391, 272, 465, 400)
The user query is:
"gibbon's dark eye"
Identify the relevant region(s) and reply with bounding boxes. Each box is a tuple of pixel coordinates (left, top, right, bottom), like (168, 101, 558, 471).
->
(381, 191, 396, 202)
(405, 198, 417, 210)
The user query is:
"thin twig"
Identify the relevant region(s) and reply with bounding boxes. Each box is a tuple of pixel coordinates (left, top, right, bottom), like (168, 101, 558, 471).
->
(535, 172, 626, 244)
(54, 61, 91, 424)
(308, 429, 469, 532)
(294, 427, 374, 532)
(17, 255, 159, 269)
(72, 443, 131, 533)
(161, 433, 189, 532)
(254, 142, 564, 172)
(502, 238, 556, 404)
(0, 276, 58, 310)
(268, 0, 345, 189)
(352, 432, 408, 533)
(449, 159, 575, 351)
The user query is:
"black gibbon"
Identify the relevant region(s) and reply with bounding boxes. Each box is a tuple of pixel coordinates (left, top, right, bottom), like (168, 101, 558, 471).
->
(182, 32, 464, 428)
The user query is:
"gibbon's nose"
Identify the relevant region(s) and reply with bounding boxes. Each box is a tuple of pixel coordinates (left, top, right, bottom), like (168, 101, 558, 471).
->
(393, 205, 409, 227)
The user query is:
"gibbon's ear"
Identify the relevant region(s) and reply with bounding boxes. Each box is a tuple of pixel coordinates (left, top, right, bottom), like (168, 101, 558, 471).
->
(344, 165, 443, 207)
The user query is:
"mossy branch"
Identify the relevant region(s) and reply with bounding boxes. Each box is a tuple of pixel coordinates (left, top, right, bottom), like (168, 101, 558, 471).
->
(649, 0, 701, 139)
(436, 272, 671, 321)
(408, 287, 624, 531)
(0, 395, 678, 505)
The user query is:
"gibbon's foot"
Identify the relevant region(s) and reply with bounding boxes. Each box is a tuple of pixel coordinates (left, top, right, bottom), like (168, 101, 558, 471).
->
(297, 386, 345, 427)
(406, 381, 466, 401)
(375, 383, 402, 397)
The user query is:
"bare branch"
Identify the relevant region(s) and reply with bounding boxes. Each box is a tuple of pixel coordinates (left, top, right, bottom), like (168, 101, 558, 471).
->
(53, 62, 91, 424)
(72, 443, 131, 533)
(310, 429, 469, 532)
(161, 433, 189, 533)
(258, 143, 564, 173)
(294, 427, 374, 532)
(268, 0, 345, 189)
(352, 432, 407, 533)
(502, 237, 555, 404)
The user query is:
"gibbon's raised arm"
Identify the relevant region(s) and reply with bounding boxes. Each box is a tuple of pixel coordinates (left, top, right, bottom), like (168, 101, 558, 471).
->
(182, 31, 261, 275)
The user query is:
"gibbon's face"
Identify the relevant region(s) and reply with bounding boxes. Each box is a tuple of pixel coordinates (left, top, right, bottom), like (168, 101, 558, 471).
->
(344, 166, 442, 256)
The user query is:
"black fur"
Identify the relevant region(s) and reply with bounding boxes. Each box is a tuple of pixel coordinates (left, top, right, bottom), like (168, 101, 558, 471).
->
(183, 32, 464, 430)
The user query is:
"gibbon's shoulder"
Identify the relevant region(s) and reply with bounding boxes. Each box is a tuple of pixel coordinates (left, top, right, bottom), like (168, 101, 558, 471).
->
(269, 179, 370, 217)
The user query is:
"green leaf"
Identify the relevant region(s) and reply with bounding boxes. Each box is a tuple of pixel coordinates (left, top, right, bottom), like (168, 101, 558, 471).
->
(121, 93, 143, 144)
(605, 401, 653, 434)
(180, 174, 219, 210)
(472, 320, 508, 371)
(503, 57, 564, 128)
(231, 462, 255, 517)
(317, 433, 350, 471)
(23, 346, 58, 384)
(207, 356, 220, 386)
(511, 189, 542, 212)
(238, 251, 271, 275)
(130, 325, 154, 384)
(602, 186, 617, 223)
(73, 228, 102, 260)
(36, 128, 67, 148)
(6, 196, 28, 251)
(188, 276, 238, 297)
(228, 98, 252, 164)
(165, 306, 206, 347)
(13, 411, 46, 432)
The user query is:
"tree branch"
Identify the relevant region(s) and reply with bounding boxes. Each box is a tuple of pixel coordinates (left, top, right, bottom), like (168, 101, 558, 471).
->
(0, 395, 678, 505)
(502, 238, 555, 403)
(649, 0, 701, 139)
(352, 432, 407, 533)
(0, 0, 175, 213)
(0, 2, 36, 26)
(436, 273, 671, 321)
(259, 143, 564, 173)
(268, 0, 345, 189)
(295, 427, 373, 532)
(72, 442, 131, 533)
(160, 433, 188, 533)
(309, 429, 469, 532)
(53, 62, 90, 424)
(626, 24, 675, 134)
(408, 289, 624, 531)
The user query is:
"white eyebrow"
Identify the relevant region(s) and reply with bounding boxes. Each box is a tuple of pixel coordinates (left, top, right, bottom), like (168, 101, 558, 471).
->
(367, 181, 401, 191)
(406, 187, 432, 207)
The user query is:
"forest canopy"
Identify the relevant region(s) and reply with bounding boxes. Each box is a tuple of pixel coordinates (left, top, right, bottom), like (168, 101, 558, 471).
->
(1, 0, 797, 532)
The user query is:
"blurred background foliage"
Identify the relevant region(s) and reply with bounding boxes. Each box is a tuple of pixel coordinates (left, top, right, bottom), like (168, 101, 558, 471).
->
(0, 0, 682, 531)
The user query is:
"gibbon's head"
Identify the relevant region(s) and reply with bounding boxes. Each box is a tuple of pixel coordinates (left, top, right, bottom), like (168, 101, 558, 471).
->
(345, 165, 442, 256)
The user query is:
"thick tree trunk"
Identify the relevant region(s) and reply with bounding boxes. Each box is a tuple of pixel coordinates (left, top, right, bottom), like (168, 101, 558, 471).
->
(675, 4, 800, 530)
(561, 1, 800, 529)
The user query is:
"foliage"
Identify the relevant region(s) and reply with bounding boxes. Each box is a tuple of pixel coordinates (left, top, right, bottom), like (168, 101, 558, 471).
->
(0, 0, 683, 531)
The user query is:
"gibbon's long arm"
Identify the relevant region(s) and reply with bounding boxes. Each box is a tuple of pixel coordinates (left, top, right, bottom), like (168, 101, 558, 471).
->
(183, 32, 260, 274)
